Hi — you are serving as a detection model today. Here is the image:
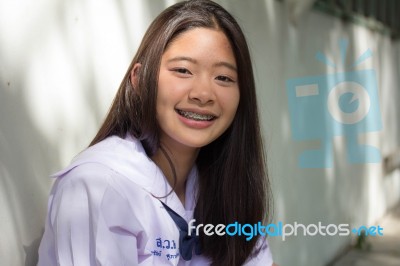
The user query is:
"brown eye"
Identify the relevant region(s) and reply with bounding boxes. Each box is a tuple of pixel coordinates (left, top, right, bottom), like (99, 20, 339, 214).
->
(216, 75, 234, 83)
(173, 68, 192, 75)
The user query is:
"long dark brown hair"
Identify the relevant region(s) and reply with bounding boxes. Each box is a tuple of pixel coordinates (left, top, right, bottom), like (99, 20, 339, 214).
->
(90, 0, 272, 265)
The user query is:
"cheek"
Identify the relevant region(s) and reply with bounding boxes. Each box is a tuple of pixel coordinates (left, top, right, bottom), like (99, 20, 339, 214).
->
(157, 74, 189, 106)
(157, 73, 169, 101)
(219, 89, 240, 116)
(157, 78, 176, 109)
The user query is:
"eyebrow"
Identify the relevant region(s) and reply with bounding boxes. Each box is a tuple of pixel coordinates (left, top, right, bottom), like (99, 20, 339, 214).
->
(214, 61, 237, 72)
(167, 56, 237, 72)
(167, 56, 197, 64)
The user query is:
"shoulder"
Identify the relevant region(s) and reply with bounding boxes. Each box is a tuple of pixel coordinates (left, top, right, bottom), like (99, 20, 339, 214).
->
(53, 162, 114, 193)
(48, 163, 118, 220)
(51, 161, 149, 204)
(52, 134, 158, 191)
(50, 135, 142, 192)
(47, 134, 165, 222)
(48, 161, 152, 228)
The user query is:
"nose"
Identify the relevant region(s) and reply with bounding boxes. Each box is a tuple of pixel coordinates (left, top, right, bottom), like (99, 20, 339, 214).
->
(188, 76, 215, 105)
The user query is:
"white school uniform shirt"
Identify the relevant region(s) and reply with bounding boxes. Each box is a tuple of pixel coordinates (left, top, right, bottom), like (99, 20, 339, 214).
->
(38, 134, 273, 266)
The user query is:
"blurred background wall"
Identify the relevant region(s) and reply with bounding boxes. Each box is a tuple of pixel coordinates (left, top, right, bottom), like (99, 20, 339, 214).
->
(0, 0, 399, 265)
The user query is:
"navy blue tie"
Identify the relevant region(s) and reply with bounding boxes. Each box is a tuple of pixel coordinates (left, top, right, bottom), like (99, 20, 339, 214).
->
(160, 201, 202, 260)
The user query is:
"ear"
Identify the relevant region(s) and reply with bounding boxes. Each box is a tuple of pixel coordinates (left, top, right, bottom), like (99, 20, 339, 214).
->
(130, 63, 142, 92)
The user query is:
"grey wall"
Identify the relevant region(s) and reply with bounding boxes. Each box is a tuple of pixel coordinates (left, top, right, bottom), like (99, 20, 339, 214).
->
(0, 0, 399, 265)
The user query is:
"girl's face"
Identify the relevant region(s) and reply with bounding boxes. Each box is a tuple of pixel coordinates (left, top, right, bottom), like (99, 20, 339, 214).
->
(156, 27, 240, 150)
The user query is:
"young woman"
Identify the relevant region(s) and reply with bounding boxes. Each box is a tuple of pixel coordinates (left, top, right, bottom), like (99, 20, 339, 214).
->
(38, 0, 274, 265)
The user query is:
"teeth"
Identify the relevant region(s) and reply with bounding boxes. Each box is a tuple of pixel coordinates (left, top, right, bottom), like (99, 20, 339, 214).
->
(177, 110, 215, 121)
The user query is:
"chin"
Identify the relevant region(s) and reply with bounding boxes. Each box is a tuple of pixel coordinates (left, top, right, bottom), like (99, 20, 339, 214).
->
(181, 140, 211, 148)
(178, 136, 216, 149)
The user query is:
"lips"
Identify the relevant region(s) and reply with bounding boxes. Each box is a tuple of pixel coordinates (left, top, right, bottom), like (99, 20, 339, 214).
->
(176, 109, 216, 121)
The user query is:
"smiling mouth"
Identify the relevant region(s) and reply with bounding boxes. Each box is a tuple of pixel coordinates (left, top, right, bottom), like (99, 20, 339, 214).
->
(176, 109, 216, 121)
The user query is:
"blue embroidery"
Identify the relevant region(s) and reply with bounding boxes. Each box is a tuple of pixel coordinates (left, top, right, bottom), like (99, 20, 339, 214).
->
(152, 237, 180, 260)
(155, 237, 177, 250)
(166, 253, 180, 260)
(156, 238, 162, 248)
(150, 250, 162, 256)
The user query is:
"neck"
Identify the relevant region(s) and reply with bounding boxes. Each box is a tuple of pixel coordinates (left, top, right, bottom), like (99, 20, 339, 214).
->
(151, 140, 199, 205)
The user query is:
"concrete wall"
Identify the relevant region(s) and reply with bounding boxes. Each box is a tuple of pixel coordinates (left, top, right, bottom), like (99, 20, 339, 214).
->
(0, 0, 399, 265)
(230, 1, 400, 265)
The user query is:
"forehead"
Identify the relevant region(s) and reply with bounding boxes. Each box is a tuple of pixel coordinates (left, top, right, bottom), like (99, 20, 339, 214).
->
(162, 27, 236, 65)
